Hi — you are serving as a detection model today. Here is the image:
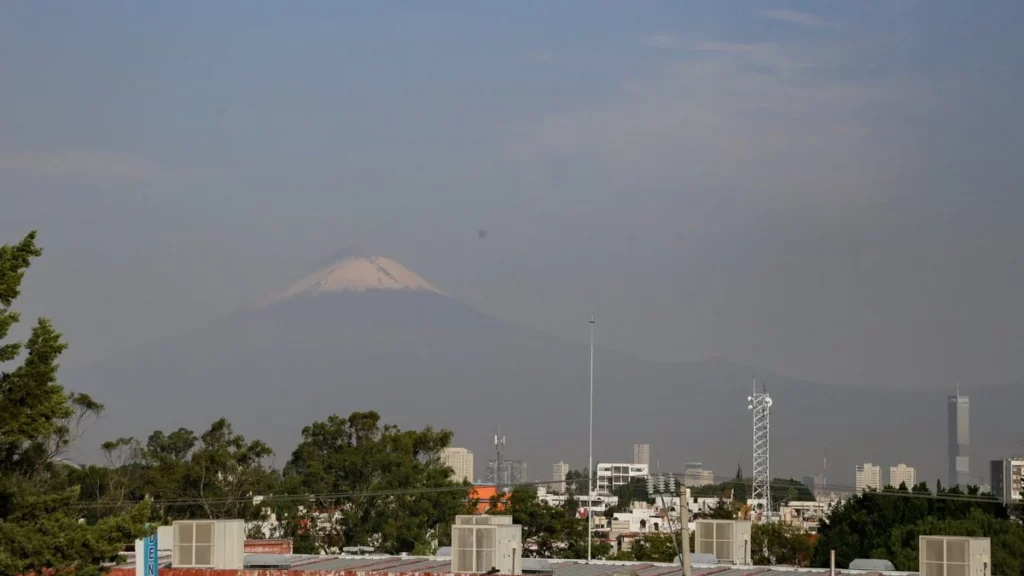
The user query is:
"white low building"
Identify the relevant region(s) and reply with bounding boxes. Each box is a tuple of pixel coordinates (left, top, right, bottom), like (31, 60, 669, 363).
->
(596, 463, 649, 494)
(779, 499, 841, 532)
(536, 486, 618, 515)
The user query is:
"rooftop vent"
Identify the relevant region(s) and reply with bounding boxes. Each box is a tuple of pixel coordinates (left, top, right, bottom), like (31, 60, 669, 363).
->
(694, 519, 751, 565)
(919, 536, 990, 576)
(452, 517, 522, 574)
(171, 519, 244, 569)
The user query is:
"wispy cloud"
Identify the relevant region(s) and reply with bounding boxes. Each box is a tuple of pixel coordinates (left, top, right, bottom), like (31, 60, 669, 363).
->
(755, 9, 835, 28)
(693, 42, 796, 69)
(0, 150, 163, 183)
(644, 35, 681, 50)
(504, 41, 923, 220)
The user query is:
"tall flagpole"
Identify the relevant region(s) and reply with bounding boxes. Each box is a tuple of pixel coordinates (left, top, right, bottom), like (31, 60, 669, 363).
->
(588, 314, 595, 562)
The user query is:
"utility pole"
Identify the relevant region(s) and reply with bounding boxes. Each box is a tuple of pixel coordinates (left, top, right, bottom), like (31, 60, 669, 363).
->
(587, 314, 595, 563)
(680, 487, 691, 576)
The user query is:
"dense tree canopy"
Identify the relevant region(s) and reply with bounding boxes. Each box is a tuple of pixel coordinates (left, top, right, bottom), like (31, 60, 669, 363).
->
(488, 486, 610, 559)
(0, 232, 150, 576)
(814, 483, 1024, 575)
(279, 411, 467, 554)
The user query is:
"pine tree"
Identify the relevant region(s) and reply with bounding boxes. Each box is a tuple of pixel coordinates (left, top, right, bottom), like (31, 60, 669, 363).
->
(0, 231, 150, 576)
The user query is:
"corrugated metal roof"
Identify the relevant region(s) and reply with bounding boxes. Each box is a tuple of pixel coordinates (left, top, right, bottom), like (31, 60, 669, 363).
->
(245, 553, 919, 576)
(298, 555, 454, 573)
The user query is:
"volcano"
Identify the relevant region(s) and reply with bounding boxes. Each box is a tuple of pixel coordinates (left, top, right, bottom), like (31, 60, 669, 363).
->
(68, 255, 1024, 484)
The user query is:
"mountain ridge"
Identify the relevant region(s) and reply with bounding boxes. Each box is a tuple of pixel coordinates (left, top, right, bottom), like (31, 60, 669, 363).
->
(65, 258, 1023, 486)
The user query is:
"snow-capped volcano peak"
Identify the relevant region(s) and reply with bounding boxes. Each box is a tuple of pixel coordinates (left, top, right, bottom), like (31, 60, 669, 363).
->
(271, 256, 443, 303)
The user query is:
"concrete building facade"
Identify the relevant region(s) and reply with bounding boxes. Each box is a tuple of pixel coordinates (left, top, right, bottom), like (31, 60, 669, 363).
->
(889, 464, 917, 489)
(990, 457, 1024, 503)
(856, 463, 881, 493)
(439, 447, 474, 483)
(596, 462, 649, 494)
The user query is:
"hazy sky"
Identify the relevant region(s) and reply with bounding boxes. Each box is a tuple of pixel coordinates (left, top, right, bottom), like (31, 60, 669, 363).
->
(3, 1, 1022, 391)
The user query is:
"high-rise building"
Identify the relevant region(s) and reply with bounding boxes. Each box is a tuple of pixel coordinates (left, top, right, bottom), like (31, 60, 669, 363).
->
(948, 388, 970, 487)
(683, 462, 715, 487)
(553, 461, 570, 493)
(633, 444, 650, 466)
(440, 447, 474, 483)
(990, 457, 1024, 504)
(889, 464, 917, 488)
(855, 463, 881, 493)
(485, 460, 527, 487)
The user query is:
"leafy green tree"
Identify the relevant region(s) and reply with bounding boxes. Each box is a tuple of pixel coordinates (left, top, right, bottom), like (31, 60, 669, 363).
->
(813, 483, 1023, 575)
(751, 522, 813, 566)
(730, 464, 748, 502)
(627, 532, 680, 562)
(280, 411, 465, 554)
(489, 486, 610, 559)
(771, 478, 814, 505)
(564, 468, 592, 496)
(694, 497, 737, 520)
(0, 231, 150, 576)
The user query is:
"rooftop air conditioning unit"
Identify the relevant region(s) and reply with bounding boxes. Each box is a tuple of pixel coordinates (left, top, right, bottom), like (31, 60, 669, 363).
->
(694, 519, 751, 565)
(452, 520, 522, 574)
(920, 536, 990, 576)
(156, 525, 173, 553)
(455, 514, 514, 526)
(171, 519, 244, 569)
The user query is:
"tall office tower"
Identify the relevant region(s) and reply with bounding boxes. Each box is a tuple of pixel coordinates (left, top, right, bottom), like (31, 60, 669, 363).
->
(889, 464, 917, 488)
(553, 461, 570, 493)
(855, 463, 881, 493)
(634, 444, 650, 466)
(440, 447, 474, 483)
(948, 386, 970, 487)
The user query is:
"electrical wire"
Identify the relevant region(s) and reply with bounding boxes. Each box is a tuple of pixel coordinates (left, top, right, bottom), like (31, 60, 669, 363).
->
(65, 472, 1008, 509)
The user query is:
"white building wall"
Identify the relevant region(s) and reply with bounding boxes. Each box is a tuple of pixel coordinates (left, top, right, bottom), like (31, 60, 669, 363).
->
(856, 463, 881, 493)
(440, 447, 474, 483)
(597, 463, 649, 494)
(889, 464, 917, 488)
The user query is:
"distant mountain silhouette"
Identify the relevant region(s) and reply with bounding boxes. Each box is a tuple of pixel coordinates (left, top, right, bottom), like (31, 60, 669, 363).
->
(68, 256, 1023, 487)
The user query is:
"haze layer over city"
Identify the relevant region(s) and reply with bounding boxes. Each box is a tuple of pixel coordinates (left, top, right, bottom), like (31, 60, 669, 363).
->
(3, 1, 1023, 487)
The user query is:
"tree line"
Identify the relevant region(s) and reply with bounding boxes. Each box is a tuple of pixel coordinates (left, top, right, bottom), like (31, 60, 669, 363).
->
(3, 231, 1024, 575)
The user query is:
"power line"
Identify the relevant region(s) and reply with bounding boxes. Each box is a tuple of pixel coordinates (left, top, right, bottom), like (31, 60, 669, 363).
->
(66, 473, 1007, 510)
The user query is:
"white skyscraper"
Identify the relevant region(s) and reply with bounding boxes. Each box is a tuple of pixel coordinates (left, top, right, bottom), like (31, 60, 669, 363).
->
(889, 464, 917, 488)
(633, 444, 650, 466)
(855, 463, 881, 493)
(553, 461, 570, 493)
(440, 447, 474, 483)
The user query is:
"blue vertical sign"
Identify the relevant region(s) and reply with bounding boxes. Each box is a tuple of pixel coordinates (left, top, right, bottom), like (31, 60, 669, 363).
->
(143, 532, 159, 576)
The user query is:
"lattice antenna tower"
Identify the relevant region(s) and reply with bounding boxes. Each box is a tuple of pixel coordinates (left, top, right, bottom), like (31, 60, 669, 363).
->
(747, 378, 773, 519)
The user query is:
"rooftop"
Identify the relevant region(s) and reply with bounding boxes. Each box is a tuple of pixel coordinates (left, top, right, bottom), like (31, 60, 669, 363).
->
(112, 553, 920, 576)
